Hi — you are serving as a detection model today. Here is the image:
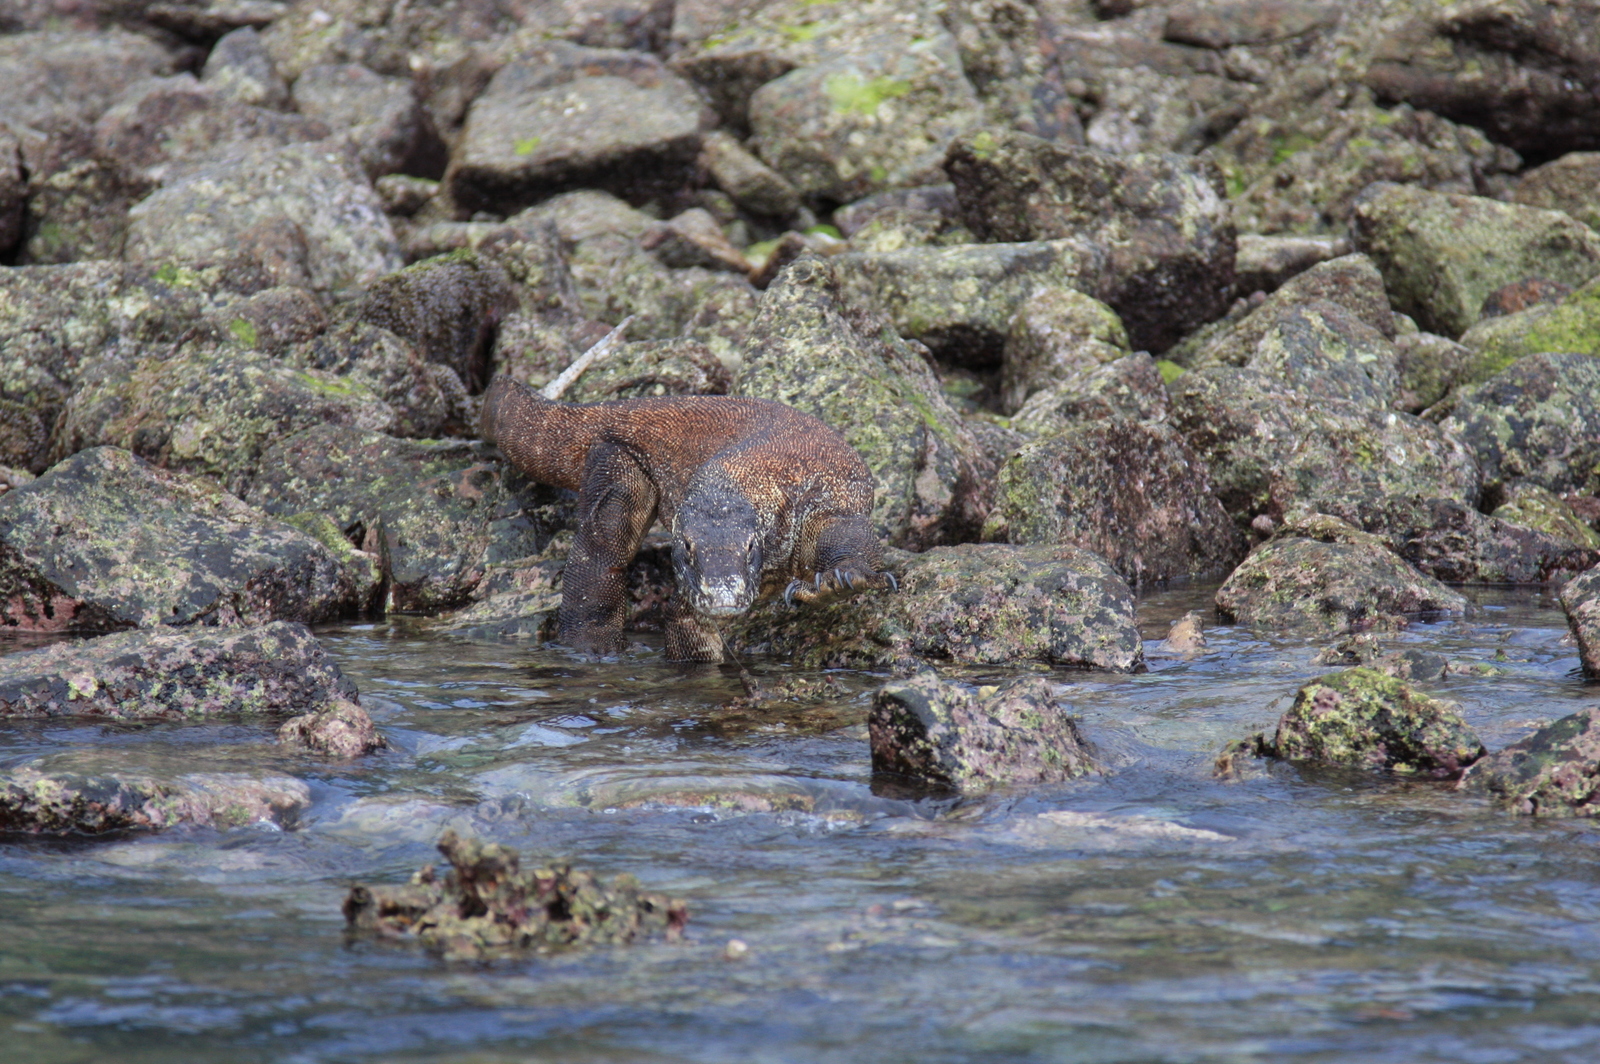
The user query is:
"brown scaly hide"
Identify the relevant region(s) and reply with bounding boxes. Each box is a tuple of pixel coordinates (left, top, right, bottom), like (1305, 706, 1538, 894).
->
(481, 376, 892, 661)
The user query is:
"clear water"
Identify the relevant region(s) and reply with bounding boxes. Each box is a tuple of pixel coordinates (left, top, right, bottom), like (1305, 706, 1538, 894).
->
(4, 585, 1600, 1064)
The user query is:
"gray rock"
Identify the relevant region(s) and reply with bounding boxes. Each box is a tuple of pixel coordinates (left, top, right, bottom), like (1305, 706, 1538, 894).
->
(699, 129, 799, 218)
(944, 129, 1235, 352)
(286, 321, 468, 439)
(0, 767, 310, 835)
(0, 30, 175, 132)
(17, 155, 150, 264)
(278, 697, 387, 757)
(563, 338, 732, 404)
(1563, 565, 1600, 678)
(202, 26, 291, 109)
(870, 672, 1097, 794)
(999, 286, 1130, 414)
(639, 208, 752, 274)
(1444, 352, 1600, 496)
(291, 62, 433, 180)
(1233, 234, 1350, 294)
(125, 141, 402, 300)
(1511, 152, 1600, 233)
(1010, 352, 1173, 433)
(1454, 276, 1600, 386)
(728, 543, 1144, 672)
(0, 448, 368, 633)
(1393, 331, 1474, 413)
(1163, 1, 1339, 49)
(982, 417, 1245, 587)
(197, 285, 328, 356)
(0, 621, 357, 720)
(1350, 182, 1600, 339)
(1462, 706, 1600, 817)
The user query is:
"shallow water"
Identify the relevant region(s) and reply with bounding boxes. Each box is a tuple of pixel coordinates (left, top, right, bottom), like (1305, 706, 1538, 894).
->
(4, 585, 1600, 1064)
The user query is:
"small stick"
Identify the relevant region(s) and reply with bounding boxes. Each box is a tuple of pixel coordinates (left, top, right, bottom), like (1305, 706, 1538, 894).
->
(540, 316, 634, 401)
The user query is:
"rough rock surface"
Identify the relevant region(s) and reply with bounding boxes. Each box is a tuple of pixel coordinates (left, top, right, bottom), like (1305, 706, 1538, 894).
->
(1444, 353, 1600, 497)
(0, 768, 311, 835)
(0, 621, 358, 720)
(1561, 566, 1600, 678)
(1010, 352, 1172, 432)
(1455, 276, 1600, 385)
(1511, 152, 1600, 233)
(291, 62, 433, 181)
(869, 672, 1096, 794)
(982, 418, 1244, 587)
(998, 286, 1130, 413)
(278, 698, 387, 758)
(728, 543, 1143, 672)
(0, 448, 368, 633)
(1463, 707, 1600, 818)
(0, 29, 175, 132)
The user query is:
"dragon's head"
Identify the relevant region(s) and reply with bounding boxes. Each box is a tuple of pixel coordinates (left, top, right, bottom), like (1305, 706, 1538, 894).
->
(672, 482, 764, 620)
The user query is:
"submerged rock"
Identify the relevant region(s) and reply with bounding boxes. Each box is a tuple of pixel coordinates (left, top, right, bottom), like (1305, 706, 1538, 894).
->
(1462, 707, 1600, 818)
(1242, 667, 1484, 779)
(0, 448, 368, 633)
(343, 830, 688, 961)
(278, 698, 387, 758)
(0, 768, 310, 835)
(729, 543, 1143, 672)
(870, 672, 1096, 794)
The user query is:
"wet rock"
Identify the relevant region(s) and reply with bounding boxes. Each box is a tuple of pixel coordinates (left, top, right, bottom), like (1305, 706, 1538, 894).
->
(1250, 667, 1484, 779)
(0, 621, 357, 719)
(944, 129, 1235, 352)
(1393, 332, 1474, 413)
(1463, 706, 1600, 817)
(343, 830, 688, 961)
(0, 30, 176, 132)
(699, 130, 799, 219)
(445, 41, 706, 215)
(639, 208, 752, 274)
(1510, 152, 1600, 233)
(1233, 234, 1350, 295)
(1364, 0, 1600, 161)
(0, 768, 310, 835)
(1444, 352, 1600, 497)
(1170, 367, 1480, 526)
(125, 141, 402, 299)
(17, 155, 151, 264)
(201, 26, 291, 109)
(1161, 611, 1207, 654)
(243, 426, 565, 613)
(0, 448, 368, 632)
(278, 697, 387, 758)
(290, 62, 435, 181)
(999, 287, 1129, 414)
(982, 418, 1245, 587)
(1455, 276, 1600, 385)
(834, 239, 1105, 370)
(1162, 1, 1339, 49)
(1350, 183, 1600, 339)
(1216, 518, 1467, 632)
(869, 672, 1096, 794)
(1010, 352, 1173, 433)
(733, 256, 991, 548)
(729, 543, 1143, 673)
(53, 341, 395, 495)
(1561, 566, 1600, 677)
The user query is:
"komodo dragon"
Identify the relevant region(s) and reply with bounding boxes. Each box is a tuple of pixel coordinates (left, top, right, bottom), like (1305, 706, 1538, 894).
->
(480, 375, 896, 662)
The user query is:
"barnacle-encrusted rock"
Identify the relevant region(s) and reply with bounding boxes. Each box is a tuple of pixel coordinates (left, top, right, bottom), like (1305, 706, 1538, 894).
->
(1462, 707, 1600, 817)
(343, 830, 688, 961)
(0, 448, 369, 633)
(729, 543, 1143, 672)
(278, 697, 387, 758)
(0, 768, 310, 835)
(870, 672, 1096, 794)
(0, 621, 357, 720)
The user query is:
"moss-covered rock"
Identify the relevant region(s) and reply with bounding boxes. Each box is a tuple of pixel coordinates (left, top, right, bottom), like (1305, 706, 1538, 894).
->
(0, 620, 358, 720)
(870, 672, 1097, 794)
(0, 448, 369, 632)
(1443, 352, 1600, 496)
(1350, 182, 1600, 339)
(1560, 565, 1600, 678)
(343, 830, 688, 961)
(1492, 484, 1600, 550)
(998, 287, 1130, 415)
(944, 129, 1235, 352)
(283, 321, 468, 439)
(982, 418, 1244, 587)
(1462, 707, 1600, 817)
(201, 26, 290, 109)
(1393, 331, 1474, 413)
(728, 543, 1143, 672)
(1010, 352, 1172, 433)
(1455, 276, 1600, 384)
(1216, 520, 1467, 632)
(1510, 152, 1600, 233)
(0, 768, 311, 835)
(1253, 667, 1484, 778)
(699, 129, 799, 218)
(18, 154, 151, 265)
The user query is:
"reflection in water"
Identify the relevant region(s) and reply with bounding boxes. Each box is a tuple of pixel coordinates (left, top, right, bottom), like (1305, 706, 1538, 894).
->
(3, 584, 1600, 1063)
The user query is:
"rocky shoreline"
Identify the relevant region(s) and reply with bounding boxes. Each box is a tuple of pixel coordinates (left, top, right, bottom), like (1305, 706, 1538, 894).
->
(4, 0, 1600, 834)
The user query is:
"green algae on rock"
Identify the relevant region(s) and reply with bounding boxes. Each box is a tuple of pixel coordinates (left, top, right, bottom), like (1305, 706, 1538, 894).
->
(1443, 352, 1600, 497)
(729, 543, 1143, 673)
(1244, 667, 1484, 779)
(0, 768, 311, 835)
(870, 672, 1096, 794)
(344, 830, 687, 961)
(1492, 485, 1600, 551)
(1455, 275, 1600, 384)
(1462, 707, 1600, 817)
(999, 286, 1130, 415)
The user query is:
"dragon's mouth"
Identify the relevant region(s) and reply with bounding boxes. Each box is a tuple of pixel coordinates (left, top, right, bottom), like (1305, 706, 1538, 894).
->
(690, 575, 754, 618)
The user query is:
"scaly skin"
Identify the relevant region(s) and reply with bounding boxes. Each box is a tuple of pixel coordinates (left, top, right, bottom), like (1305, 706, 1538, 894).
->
(480, 375, 893, 662)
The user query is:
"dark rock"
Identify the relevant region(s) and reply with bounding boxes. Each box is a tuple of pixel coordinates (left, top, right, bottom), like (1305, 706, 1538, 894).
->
(290, 62, 436, 181)
(0, 448, 369, 633)
(1561, 566, 1600, 677)
(1443, 352, 1600, 496)
(0, 767, 310, 835)
(1493, 484, 1600, 548)
(1163, 1, 1339, 49)
(344, 830, 687, 961)
(1011, 352, 1173, 432)
(0, 621, 358, 719)
(201, 26, 290, 109)
(699, 129, 799, 218)
(833, 184, 961, 237)
(278, 697, 387, 757)
(146, 2, 288, 42)
(1251, 666, 1484, 778)
(0, 126, 23, 256)
(1233, 234, 1350, 294)
(1480, 278, 1573, 320)
(944, 129, 1235, 352)
(999, 286, 1129, 414)
(1510, 151, 1600, 232)
(982, 418, 1245, 588)
(1350, 182, 1600, 339)
(1393, 332, 1474, 413)
(1216, 518, 1467, 632)
(1462, 706, 1600, 817)
(0, 30, 176, 133)
(17, 155, 151, 264)
(870, 672, 1096, 794)
(638, 208, 752, 274)
(728, 543, 1144, 673)
(197, 285, 327, 355)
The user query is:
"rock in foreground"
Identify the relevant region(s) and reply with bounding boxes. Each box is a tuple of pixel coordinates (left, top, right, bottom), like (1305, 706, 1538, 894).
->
(0, 768, 310, 835)
(344, 831, 688, 961)
(870, 672, 1096, 794)
(1462, 707, 1600, 817)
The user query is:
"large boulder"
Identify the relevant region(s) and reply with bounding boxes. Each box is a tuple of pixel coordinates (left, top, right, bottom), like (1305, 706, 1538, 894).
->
(870, 673, 1097, 794)
(1443, 352, 1600, 496)
(944, 129, 1235, 352)
(0, 448, 369, 633)
(1010, 352, 1173, 433)
(1350, 183, 1600, 339)
(998, 287, 1130, 415)
(728, 543, 1144, 673)
(982, 418, 1245, 588)
(1462, 707, 1600, 818)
